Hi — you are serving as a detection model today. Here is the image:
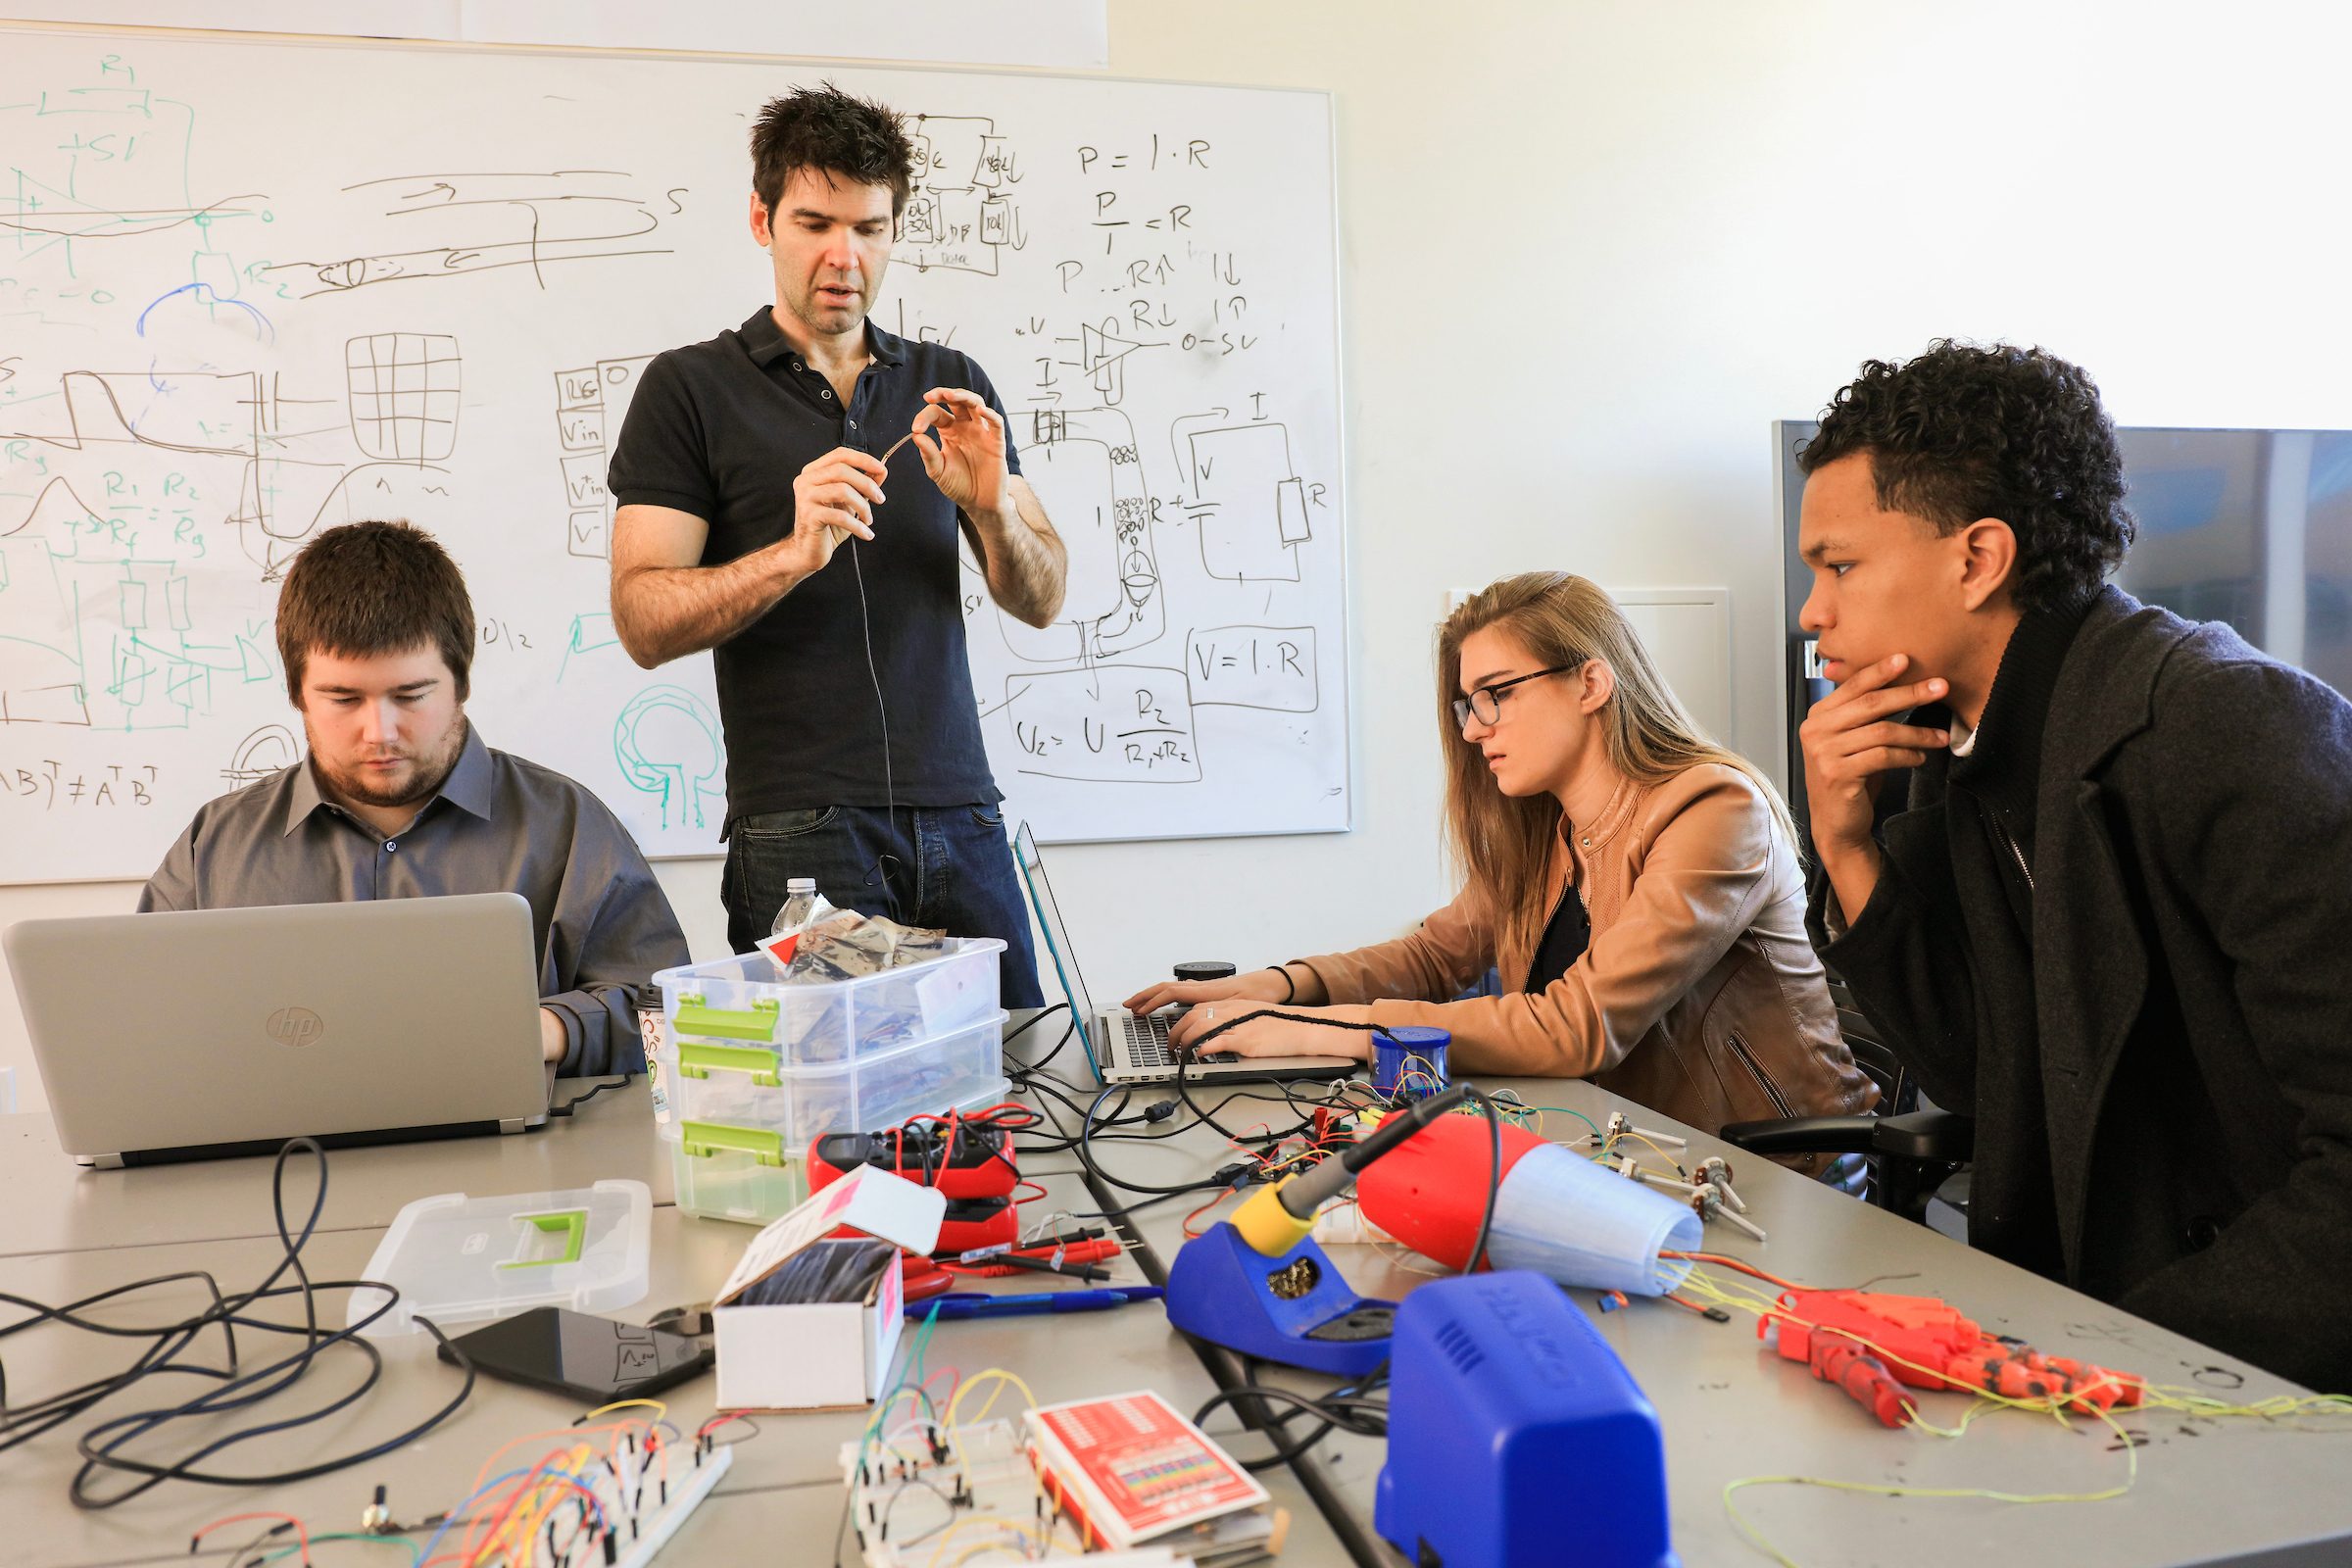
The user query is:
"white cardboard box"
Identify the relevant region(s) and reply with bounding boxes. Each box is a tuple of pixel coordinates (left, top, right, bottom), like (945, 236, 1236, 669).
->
(711, 1162, 946, 1410)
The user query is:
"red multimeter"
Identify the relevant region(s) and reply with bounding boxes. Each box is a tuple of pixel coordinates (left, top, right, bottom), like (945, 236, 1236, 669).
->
(809, 1120, 1021, 1250)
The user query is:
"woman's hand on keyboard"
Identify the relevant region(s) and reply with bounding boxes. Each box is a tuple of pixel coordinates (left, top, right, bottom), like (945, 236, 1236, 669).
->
(1123, 966, 1294, 1017)
(1165, 1002, 1376, 1061)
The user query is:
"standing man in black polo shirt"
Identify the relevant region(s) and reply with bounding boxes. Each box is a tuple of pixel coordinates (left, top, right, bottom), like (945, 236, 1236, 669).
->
(606, 84, 1061, 1006)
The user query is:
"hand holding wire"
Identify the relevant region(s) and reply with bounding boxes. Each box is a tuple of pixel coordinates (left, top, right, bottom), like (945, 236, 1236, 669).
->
(897, 388, 1009, 517)
(878, 401, 951, 467)
(780, 445, 884, 576)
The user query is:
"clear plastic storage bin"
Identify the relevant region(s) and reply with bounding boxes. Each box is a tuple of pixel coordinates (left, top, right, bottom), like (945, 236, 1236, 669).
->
(654, 936, 1004, 1068)
(662, 1011, 1009, 1153)
(670, 1139, 809, 1227)
(347, 1180, 652, 1338)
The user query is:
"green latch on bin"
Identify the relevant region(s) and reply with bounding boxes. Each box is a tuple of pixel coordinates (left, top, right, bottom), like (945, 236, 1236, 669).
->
(679, 1120, 786, 1167)
(497, 1208, 588, 1269)
(673, 993, 779, 1042)
(676, 1041, 782, 1086)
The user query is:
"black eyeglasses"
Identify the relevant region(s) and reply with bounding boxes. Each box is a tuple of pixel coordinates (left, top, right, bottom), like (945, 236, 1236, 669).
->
(1453, 664, 1578, 730)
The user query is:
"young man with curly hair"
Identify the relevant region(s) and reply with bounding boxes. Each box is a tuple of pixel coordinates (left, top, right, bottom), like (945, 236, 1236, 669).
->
(606, 84, 1060, 1004)
(1797, 340, 2352, 1392)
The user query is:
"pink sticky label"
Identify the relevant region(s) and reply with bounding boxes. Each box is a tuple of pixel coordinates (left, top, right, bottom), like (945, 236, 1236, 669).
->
(819, 1179, 859, 1221)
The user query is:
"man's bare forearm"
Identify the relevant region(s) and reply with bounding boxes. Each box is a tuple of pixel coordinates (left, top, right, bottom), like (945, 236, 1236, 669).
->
(613, 545, 806, 667)
(964, 484, 1066, 628)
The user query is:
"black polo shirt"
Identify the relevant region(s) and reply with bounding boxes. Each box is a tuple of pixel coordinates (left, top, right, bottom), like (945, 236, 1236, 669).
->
(608, 308, 1021, 822)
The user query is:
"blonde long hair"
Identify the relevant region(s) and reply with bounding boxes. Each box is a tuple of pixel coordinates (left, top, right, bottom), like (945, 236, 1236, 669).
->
(1438, 572, 1796, 959)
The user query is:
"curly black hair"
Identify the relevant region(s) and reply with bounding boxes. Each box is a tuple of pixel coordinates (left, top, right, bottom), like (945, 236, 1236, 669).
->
(751, 83, 915, 218)
(1798, 340, 2134, 615)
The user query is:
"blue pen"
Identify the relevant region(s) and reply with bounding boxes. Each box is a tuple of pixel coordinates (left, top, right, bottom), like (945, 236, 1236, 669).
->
(908, 1287, 1165, 1320)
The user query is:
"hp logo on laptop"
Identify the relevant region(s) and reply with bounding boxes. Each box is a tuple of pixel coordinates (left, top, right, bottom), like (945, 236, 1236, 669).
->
(266, 1006, 326, 1047)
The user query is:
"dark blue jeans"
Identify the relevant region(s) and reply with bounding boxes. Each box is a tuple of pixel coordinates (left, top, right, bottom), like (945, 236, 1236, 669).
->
(721, 803, 1044, 1008)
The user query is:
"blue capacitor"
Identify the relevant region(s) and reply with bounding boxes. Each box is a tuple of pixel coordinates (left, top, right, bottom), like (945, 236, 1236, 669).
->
(1373, 1026, 1449, 1101)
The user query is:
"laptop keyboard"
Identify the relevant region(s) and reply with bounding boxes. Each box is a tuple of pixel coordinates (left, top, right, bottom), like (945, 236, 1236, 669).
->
(1120, 1011, 1175, 1067)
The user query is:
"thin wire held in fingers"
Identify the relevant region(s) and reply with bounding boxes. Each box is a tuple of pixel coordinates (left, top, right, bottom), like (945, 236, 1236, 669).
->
(879, 403, 957, 466)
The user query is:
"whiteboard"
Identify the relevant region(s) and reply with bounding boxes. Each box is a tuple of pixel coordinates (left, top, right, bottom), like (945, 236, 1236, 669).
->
(0, 29, 1348, 884)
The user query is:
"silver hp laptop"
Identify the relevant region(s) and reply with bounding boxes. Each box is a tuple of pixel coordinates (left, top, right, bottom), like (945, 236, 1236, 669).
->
(7, 892, 550, 1167)
(1011, 823, 1355, 1088)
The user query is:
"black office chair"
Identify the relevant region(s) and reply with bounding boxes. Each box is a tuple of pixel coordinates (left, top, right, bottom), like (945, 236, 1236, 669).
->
(1720, 972, 1974, 1226)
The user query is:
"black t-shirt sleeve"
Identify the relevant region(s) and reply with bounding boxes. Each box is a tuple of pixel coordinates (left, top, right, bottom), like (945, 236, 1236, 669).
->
(964, 356, 1022, 477)
(608, 352, 717, 517)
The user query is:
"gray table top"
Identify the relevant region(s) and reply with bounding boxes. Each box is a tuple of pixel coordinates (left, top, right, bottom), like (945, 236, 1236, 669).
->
(1008, 1054, 2352, 1568)
(1, 1083, 1349, 1568)
(0, 1082, 673, 1257)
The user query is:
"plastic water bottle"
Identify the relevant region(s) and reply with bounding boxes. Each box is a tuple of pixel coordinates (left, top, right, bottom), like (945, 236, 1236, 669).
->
(770, 877, 835, 938)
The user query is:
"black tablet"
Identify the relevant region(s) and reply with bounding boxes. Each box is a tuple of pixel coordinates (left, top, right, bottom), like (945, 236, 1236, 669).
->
(438, 1307, 712, 1403)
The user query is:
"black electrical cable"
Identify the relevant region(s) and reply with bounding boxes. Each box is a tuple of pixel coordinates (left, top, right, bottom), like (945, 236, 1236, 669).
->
(1461, 1085, 1504, 1274)
(1010, 1076, 1163, 1151)
(1000, 1001, 1070, 1048)
(551, 1072, 633, 1116)
(1077, 1084, 1265, 1199)
(1170, 1026, 1501, 1273)
(1004, 1016, 1079, 1081)
(998, 1077, 1241, 1217)
(1006, 1042, 1400, 1229)
(1179, 1007, 1389, 1054)
(1166, 1007, 1388, 1145)
(1193, 1362, 1392, 1472)
(0, 1137, 475, 1507)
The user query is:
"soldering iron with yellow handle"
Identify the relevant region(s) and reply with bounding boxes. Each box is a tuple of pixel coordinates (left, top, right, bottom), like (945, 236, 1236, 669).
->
(1227, 1083, 1474, 1255)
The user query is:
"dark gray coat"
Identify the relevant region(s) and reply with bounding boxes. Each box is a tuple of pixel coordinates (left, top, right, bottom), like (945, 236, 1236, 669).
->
(1820, 586, 2352, 1393)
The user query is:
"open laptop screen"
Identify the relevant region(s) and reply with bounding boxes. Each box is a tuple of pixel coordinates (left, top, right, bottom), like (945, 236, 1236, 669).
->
(1013, 823, 1099, 1066)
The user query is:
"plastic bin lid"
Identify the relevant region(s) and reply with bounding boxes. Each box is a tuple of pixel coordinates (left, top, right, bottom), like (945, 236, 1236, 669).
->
(348, 1180, 653, 1338)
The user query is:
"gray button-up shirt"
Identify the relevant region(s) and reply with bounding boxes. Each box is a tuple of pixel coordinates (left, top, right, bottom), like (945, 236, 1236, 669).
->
(138, 724, 689, 1077)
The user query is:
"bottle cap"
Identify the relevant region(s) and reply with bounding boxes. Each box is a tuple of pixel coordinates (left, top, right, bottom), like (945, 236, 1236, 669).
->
(1174, 961, 1237, 982)
(786, 877, 816, 893)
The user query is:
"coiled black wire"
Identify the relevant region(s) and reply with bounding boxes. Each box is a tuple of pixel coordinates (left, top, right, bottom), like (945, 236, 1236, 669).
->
(0, 1137, 475, 1507)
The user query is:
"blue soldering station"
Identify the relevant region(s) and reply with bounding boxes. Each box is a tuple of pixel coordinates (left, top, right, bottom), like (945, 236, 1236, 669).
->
(1166, 1082, 1678, 1568)
(1165, 1083, 1473, 1374)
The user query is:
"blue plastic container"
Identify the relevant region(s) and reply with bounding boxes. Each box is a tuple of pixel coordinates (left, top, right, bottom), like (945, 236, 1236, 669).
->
(1376, 1271, 1677, 1568)
(1373, 1026, 1449, 1101)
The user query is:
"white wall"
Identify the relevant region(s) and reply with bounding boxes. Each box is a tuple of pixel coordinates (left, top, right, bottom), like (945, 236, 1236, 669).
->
(9, 0, 2352, 1111)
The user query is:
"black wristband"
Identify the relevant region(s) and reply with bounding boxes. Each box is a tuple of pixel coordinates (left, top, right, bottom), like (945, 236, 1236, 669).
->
(1266, 964, 1297, 1004)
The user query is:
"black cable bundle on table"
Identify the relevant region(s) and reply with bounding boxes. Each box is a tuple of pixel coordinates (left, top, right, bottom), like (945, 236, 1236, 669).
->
(0, 1137, 475, 1508)
(1195, 1357, 1393, 1472)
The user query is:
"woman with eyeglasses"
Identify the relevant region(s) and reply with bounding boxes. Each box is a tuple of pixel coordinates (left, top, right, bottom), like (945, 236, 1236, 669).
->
(1122, 571, 1877, 1159)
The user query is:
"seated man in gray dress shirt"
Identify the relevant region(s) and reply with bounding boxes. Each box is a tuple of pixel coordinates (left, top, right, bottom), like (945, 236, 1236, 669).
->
(139, 520, 689, 1078)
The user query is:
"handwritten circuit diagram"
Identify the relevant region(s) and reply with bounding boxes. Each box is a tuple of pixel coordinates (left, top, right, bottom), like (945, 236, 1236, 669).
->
(1, 35, 1344, 878)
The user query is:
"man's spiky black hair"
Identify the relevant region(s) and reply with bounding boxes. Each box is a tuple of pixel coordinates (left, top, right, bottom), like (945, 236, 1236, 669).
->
(751, 83, 916, 217)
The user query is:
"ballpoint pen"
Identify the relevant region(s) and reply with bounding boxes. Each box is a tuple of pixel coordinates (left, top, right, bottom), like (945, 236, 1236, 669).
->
(908, 1287, 1165, 1320)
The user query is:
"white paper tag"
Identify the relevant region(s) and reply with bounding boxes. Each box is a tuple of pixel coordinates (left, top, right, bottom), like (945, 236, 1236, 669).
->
(914, 956, 984, 1034)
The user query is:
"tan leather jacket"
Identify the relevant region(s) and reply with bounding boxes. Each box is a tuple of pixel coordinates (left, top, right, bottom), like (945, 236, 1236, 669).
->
(1294, 765, 1877, 1154)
